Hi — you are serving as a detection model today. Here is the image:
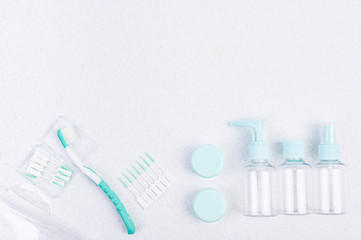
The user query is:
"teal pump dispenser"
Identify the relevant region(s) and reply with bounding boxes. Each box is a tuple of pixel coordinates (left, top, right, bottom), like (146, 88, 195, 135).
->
(229, 119, 277, 217)
(229, 120, 269, 160)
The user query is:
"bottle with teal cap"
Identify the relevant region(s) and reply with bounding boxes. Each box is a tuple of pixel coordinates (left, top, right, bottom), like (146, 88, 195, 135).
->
(229, 119, 277, 217)
(314, 124, 347, 214)
(278, 140, 311, 215)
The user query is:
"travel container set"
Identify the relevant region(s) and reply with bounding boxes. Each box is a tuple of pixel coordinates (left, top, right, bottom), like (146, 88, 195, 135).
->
(190, 119, 347, 222)
(0, 116, 347, 239)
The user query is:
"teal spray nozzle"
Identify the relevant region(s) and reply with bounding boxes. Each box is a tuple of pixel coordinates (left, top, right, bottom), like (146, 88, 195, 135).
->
(229, 119, 269, 160)
(318, 124, 340, 160)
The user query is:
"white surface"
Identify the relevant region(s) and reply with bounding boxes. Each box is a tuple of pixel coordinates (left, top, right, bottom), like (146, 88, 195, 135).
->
(1, 1, 361, 239)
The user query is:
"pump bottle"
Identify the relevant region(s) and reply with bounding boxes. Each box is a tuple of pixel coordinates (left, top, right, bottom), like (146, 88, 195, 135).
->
(314, 124, 347, 214)
(229, 119, 277, 217)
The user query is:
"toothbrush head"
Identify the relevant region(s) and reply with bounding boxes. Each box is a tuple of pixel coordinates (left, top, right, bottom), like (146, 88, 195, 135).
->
(57, 126, 78, 148)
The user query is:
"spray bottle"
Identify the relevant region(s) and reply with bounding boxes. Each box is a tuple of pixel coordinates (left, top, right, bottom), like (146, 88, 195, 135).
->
(314, 124, 347, 214)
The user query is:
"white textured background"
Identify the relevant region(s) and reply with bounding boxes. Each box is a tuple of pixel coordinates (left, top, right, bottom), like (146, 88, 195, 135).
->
(1, 1, 361, 239)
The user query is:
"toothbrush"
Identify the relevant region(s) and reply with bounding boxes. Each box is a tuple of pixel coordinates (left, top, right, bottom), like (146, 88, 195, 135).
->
(57, 126, 135, 234)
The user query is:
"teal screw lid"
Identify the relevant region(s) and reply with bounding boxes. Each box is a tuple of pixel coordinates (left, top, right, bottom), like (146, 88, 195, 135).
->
(283, 140, 305, 159)
(193, 189, 226, 223)
(191, 145, 224, 178)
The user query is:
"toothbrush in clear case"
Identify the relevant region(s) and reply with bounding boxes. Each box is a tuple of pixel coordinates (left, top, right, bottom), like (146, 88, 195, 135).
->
(57, 126, 135, 234)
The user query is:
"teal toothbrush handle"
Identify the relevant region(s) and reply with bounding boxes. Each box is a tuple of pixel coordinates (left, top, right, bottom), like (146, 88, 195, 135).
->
(98, 180, 136, 234)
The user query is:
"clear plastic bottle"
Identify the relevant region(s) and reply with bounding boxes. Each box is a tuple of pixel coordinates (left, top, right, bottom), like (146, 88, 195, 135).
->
(229, 119, 277, 217)
(278, 141, 311, 215)
(242, 159, 277, 216)
(314, 124, 347, 214)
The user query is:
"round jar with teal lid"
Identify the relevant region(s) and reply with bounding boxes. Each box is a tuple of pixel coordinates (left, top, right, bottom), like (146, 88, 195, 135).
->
(191, 145, 224, 178)
(193, 188, 226, 222)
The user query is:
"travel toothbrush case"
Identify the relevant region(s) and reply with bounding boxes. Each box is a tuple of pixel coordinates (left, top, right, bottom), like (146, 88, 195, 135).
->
(41, 116, 96, 163)
(19, 116, 96, 198)
(19, 145, 72, 197)
(17, 116, 136, 235)
(0, 184, 88, 240)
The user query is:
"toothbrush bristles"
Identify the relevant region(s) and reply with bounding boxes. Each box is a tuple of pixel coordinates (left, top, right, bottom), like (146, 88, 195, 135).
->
(60, 126, 78, 144)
